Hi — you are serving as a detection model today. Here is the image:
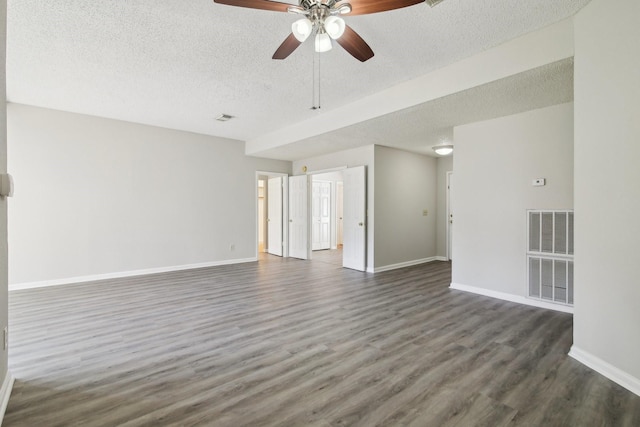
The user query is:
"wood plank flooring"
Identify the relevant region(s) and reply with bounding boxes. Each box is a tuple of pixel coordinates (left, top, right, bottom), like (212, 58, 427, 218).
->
(5, 254, 640, 426)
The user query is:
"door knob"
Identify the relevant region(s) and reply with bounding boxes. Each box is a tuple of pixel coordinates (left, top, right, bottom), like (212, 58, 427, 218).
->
(359, 222, 363, 226)
(289, 219, 293, 223)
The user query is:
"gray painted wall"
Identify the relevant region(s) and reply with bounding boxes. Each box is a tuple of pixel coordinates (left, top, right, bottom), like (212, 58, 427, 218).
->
(452, 102, 574, 296)
(436, 156, 453, 259)
(573, 0, 640, 384)
(8, 104, 291, 285)
(374, 146, 437, 269)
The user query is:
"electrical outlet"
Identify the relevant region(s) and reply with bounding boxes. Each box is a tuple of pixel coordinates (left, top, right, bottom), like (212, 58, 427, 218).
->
(423, 209, 429, 216)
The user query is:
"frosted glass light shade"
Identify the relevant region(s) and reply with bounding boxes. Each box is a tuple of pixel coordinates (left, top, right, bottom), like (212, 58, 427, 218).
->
(292, 18, 313, 42)
(324, 16, 345, 39)
(314, 32, 332, 52)
(432, 144, 454, 155)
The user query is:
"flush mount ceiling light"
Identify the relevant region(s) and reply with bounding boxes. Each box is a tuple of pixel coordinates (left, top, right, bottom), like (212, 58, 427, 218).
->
(215, 114, 234, 122)
(432, 144, 454, 156)
(425, 0, 446, 7)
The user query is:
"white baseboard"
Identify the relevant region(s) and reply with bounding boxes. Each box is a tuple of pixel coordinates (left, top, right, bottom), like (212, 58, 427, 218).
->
(374, 257, 441, 273)
(9, 257, 257, 291)
(433, 256, 449, 262)
(569, 346, 640, 397)
(0, 371, 14, 424)
(449, 282, 574, 314)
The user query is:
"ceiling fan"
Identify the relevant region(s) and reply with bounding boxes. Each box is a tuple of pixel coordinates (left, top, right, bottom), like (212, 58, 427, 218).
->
(212, 0, 433, 62)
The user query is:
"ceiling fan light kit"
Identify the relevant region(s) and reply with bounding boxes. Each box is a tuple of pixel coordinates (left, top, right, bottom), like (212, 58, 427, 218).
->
(324, 16, 346, 39)
(292, 18, 313, 42)
(213, 0, 427, 62)
(314, 31, 333, 52)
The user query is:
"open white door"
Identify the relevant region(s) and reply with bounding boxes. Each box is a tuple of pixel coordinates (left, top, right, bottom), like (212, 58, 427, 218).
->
(288, 174, 309, 260)
(336, 182, 344, 247)
(312, 181, 331, 250)
(267, 177, 283, 256)
(446, 171, 453, 261)
(343, 166, 366, 271)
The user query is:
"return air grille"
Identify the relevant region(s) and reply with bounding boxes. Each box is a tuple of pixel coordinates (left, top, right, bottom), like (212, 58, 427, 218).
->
(527, 210, 574, 306)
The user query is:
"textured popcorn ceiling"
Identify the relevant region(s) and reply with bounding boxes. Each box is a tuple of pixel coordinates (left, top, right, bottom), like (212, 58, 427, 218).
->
(7, 0, 590, 160)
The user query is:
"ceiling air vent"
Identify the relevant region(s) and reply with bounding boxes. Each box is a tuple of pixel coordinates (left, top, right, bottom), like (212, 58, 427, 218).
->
(215, 114, 234, 122)
(425, 0, 446, 7)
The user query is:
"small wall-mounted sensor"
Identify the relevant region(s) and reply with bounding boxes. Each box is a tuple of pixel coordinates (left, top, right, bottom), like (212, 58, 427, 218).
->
(0, 173, 14, 197)
(532, 178, 546, 187)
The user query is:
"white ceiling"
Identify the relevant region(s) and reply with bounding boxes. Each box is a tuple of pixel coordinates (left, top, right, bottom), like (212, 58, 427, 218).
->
(7, 0, 590, 161)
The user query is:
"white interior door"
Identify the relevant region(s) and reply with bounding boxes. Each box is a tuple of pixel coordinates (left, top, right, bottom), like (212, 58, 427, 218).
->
(336, 182, 344, 247)
(312, 181, 331, 250)
(446, 171, 453, 261)
(288, 174, 309, 260)
(342, 166, 366, 271)
(267, 177, 283, 256)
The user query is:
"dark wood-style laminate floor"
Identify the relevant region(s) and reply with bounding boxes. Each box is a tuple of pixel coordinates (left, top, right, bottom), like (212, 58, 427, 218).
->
(5, 254, 640, 426)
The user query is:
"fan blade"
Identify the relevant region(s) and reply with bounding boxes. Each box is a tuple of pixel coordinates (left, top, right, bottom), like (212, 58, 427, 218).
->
(273, 33, 303, 60)
(213, 0, 291, 13)
(336, 25, 374, 62)
(342, 0, 424, 15)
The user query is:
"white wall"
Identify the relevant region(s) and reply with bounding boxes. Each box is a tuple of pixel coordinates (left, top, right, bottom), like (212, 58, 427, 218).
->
(436, 155, 453, 258)
(374, 146, 437, 270)
(451, 103, 574, 298)
(8, 104, 290, 286)
(293, 145, 375, 271)
(572, 0, 640, 393)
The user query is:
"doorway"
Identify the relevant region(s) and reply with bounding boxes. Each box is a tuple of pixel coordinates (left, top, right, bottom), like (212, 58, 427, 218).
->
(259, 167, 366, 272)
(311, 171, 344, 253)
(287, 167, 365, 271)
(256, 171, 288, 258)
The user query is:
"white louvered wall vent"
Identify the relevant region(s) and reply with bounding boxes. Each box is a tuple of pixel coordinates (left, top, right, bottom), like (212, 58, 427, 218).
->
(527, 210, 574, 306)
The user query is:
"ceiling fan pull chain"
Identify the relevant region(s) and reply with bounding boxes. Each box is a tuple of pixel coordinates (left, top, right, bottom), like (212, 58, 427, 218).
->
(311, 47, 321, 110)
(312, 48, 316, 109)
(318, 49, 322, 110)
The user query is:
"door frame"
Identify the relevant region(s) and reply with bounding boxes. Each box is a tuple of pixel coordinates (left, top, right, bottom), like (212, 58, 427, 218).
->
(255, 171, 289, 259)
